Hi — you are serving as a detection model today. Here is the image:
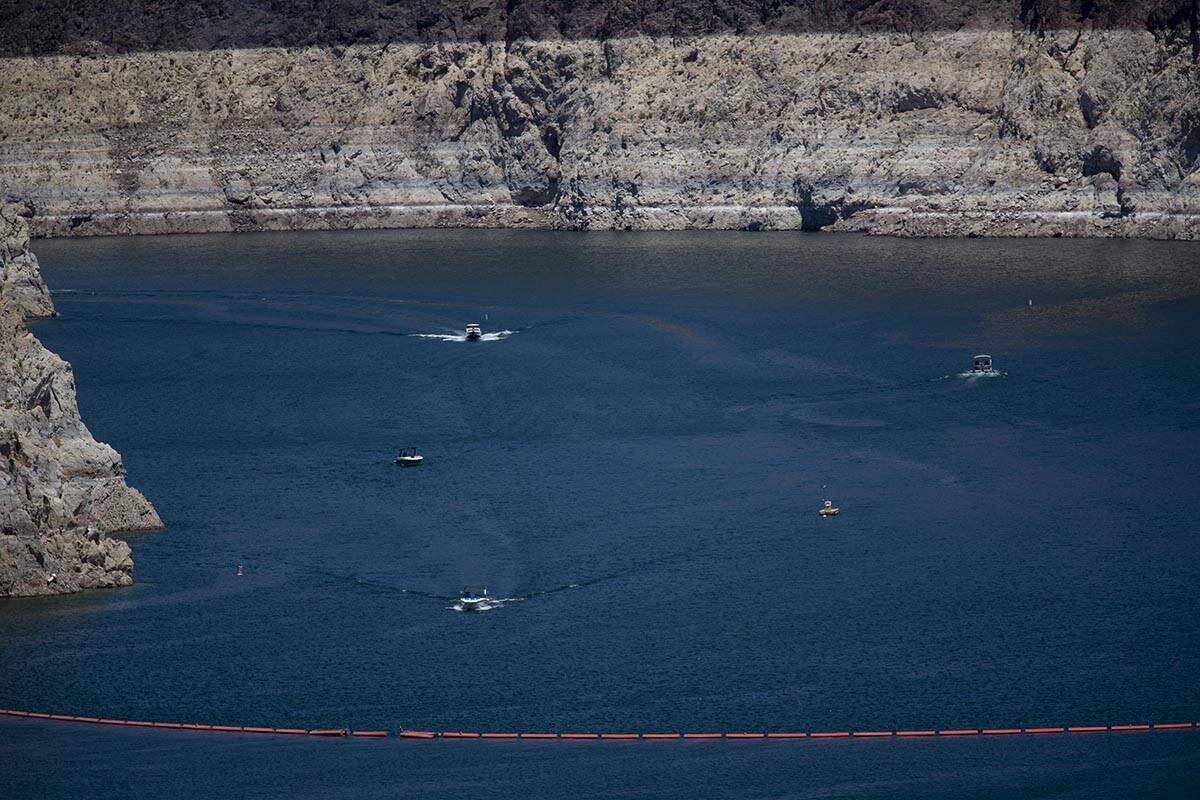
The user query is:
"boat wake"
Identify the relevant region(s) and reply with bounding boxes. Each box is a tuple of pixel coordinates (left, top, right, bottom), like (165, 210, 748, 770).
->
(411, 330, 515, 342)
(451, 597, 520, 613)
(303, 563, 612, 615)
(956, 370, 1007, 380)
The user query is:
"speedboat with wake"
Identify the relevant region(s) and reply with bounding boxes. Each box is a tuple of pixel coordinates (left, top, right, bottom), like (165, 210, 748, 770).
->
(465, 323, 482, 341)
(457, 584, 494, 612)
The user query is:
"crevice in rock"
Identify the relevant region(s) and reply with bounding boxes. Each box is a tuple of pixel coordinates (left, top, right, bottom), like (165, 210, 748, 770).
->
(792, 180, 871, 231)
(1081, 145, 1122, 182)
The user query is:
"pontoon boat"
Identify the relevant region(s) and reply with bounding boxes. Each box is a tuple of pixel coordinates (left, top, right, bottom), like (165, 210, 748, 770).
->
(971, 354, 995, 374)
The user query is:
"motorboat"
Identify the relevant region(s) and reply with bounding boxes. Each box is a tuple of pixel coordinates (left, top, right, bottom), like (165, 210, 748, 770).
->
(465, 323, 482, 341)
(971, 354, 996, 374)
(394, 446, 424, 466)
(458, 584, 493, 612)
(818, 500, 839, 517)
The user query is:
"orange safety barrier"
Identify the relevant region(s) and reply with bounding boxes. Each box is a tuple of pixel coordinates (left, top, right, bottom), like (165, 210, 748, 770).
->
(938, 730, 979, 736)
(896, 731, 936, 737)
(1067, 726, 1107, 733)
(766, 733, 807, 739)
(561, 733, 600, 739)
(684, 733, 724, 739)
(1024, 727, 1064, 734)
(1153, 723, 1193, 730)
(725, 733, 765, 739)
(1111, 724, 1150, 731)
(242, 727, 275, 734)
(981, 728, 1021, 735)
(308, 729, 348, 737)
(398, 731, 435, 739)
(275, 728, 308, 735)
(852, 731, 892, 738)
(211, 725, 243, 733)
(810, 731, 850, 738)
(351, 731, 389, 738)
(600, 733, 639, 739)
(642, 733, 681, 740)
(519, 733, 558, 739)
(480, 733, 518, 739)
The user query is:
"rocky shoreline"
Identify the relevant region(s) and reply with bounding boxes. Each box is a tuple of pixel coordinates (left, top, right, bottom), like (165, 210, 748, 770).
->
(0, 206, 162, 597)
(1, 2, 1197, 240)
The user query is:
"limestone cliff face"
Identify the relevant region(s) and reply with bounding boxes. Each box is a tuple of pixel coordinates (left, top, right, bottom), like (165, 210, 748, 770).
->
(0, 206, 162, 597)
(0, 1, 1197, 238)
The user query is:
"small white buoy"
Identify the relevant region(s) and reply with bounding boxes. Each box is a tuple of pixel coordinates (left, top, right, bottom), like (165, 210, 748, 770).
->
(236, 565, 244, 576)
(1028, 299, 1033, 307)
(46, 572, 57, 583)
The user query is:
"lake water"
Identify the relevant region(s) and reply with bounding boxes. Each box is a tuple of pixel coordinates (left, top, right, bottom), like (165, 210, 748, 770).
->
(2, 231, 1198, 798)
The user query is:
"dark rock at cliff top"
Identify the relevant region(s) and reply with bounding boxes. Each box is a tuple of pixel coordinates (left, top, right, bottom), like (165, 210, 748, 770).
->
(1, 1, 1194, 55)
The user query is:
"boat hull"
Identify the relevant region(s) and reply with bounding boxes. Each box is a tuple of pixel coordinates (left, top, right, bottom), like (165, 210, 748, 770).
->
(457, 598, 492, 612)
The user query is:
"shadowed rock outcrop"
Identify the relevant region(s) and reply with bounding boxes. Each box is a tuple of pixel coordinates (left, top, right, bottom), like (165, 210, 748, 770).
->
(0, 1, 1197, 238)
(0, 206, 162, 597)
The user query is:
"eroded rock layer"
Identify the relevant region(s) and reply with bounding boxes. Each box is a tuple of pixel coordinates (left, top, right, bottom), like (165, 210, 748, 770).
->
(0, 1, 1197, 238)
(0, 206, 162, 597)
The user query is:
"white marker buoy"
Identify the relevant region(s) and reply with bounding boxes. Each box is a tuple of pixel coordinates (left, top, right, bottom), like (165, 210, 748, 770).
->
(236, 565, 244, 576)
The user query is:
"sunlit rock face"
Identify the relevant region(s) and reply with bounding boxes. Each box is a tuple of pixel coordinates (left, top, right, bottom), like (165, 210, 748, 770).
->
(0, 1, 1197, 238)
(0, 206, 162, 597)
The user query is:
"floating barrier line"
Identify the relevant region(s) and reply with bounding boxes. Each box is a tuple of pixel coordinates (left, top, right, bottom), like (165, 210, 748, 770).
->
(1, 710, 1196, 741)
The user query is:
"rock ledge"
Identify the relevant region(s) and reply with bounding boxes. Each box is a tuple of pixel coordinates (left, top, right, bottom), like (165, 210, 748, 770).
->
(0, 205, 163, 597)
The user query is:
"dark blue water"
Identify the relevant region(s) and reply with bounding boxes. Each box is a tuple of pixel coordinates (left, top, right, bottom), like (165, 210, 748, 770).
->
(2, 231, 1198, 798)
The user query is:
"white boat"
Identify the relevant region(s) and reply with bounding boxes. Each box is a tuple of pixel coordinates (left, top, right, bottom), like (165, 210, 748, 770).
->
(971, 354, 996, 374)
(465, 323, 482, 341)
(394, 446, 423, 466)
(818, 500, 839, 517)
(458, 584, 493, 612)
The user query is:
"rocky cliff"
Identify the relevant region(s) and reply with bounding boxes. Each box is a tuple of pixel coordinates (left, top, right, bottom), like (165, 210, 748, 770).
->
(0, 1, 1197, 238)
(0, 206, 162, 597)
